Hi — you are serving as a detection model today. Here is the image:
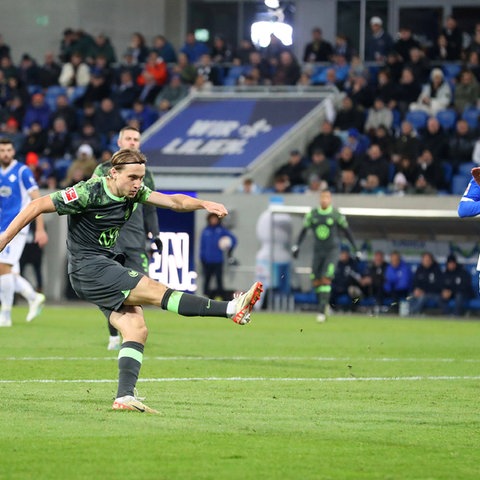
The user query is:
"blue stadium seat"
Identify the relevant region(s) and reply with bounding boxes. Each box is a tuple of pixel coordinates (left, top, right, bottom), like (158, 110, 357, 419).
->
(462, 107, 479, 131)
(405, 110, 429, 131)
(442, 63, 462, 80)
(451, 174, 470, 195)
(436, 109, 457, 131)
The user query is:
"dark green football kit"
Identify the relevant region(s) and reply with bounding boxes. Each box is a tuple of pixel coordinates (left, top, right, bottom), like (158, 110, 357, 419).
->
(50, 176, 152, 317)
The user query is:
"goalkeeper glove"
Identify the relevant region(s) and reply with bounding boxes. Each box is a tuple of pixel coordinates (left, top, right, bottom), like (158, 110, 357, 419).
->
(148, 233, 163, 254)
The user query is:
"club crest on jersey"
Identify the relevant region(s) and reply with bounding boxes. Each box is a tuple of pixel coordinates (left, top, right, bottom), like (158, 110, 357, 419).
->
(62, 187, 79, 203)
(128, 270, 139, 277)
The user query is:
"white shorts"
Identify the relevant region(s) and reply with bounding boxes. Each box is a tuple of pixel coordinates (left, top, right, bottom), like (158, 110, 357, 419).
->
(0, 232, 27, 266)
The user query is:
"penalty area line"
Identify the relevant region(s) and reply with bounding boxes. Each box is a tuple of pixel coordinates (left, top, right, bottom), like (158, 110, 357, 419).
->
(1, 375, 480, 384)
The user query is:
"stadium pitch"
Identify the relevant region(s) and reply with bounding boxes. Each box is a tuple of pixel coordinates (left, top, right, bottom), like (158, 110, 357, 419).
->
(1, 306, 479, 480)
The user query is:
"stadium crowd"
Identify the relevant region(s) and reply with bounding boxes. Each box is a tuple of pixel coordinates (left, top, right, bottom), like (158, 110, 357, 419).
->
(0, 16, 479, 192)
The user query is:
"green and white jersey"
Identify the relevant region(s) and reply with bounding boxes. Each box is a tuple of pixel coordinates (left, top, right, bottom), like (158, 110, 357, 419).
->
(50, 177, 152, 270)
(93, 162, 159, 251)
(303, 206, 349, 251)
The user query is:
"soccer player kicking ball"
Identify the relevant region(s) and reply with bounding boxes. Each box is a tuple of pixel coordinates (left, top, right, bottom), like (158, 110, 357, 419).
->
(0, 149, 263, 414)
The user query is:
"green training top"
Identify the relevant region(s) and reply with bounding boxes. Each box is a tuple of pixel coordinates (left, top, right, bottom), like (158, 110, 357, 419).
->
(50, 176, 152, 271)
(303, 205, 350, 251)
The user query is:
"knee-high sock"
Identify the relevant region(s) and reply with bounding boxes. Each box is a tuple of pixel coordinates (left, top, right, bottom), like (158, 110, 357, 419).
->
(0, 273, 15, 317)
(116, 341, 144, 398)
(161, 289, 229, 317)
(14, 275, 37, 303)
(316, 285, 331, 314)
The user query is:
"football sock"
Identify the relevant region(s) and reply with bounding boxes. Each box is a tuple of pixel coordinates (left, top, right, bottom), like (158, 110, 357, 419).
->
(316, 285, 331, 314)
(116, 341, 144, 398)
(0, 273, 15, 318)
(14, 275, 37, 303)
(161, 288, 228, 317)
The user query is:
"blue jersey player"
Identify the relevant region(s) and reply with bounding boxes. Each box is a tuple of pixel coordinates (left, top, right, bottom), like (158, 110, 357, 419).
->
(0, 138, 48, 327)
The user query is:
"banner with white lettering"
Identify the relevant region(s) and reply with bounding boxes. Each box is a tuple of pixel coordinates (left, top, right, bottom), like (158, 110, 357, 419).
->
(142, 98, 321, 170)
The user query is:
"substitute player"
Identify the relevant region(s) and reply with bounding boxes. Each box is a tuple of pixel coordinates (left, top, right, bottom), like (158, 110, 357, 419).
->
(292, 189, 358, 322)
(0, 138, 47, 327)
(0, 148, 263, 413)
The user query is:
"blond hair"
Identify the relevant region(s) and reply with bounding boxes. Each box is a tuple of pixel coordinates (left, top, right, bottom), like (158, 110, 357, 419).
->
(110, 148, 146, 170)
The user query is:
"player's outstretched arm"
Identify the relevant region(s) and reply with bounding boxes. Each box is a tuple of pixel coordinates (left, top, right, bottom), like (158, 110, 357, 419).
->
(146, 191, 228, 217)
(0, 196, 56, 252)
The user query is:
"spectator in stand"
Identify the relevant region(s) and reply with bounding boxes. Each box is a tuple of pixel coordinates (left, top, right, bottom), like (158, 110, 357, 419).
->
(343, 127, 369, 157)
(409, 252, 443, 315)
(1, 55, 19, 79)
(6, 76, 29, 105)
(431, 34, 454, 62)
(0, 34, 11, 60)
(58, 51, 91, 96)
(181, 32, 209, 64)
(127, 100, 158, 132)
(384, 50, 404, 83)
(196, 53, 224, 86)
(189, 73, 213, 94)
(347, 73, 374, 111)
(391, 120, 420, 164)
(76, 72, 111, 107)
(234, 39, 257, 65)
(303, 27, 333, 63)
(90, 53, 115, 86)
(137, 50, 168, 89)
(154, 74, 189, 113)
(20, 121, 47, 157)
(330, 246, 363, 311)
(49, 93, 77, 132)
(93, 97, 125, 145)
(90, 33, 117, 66)
(412, 148, 446, 193)
(262, 34, 288, 63)
(71, 122, 103, 158)
(302, 149, 331, 187)
(466, 51, 480, 82)
(112, 70, 140, 109)
(171, 52, 198, 85)
(440, 254, 473, 316)
(360, 173, 386, 195)
(137, 71, 163, 105)
(44, 116, 73, 162)
(22, 93, 51, 132)
(359, 250, 388, 311)
(4, 95, 25, 129)
(394, 155, 417, 189)
(210, 35, 233, 64)
(454, 69, 480, 114)
(441, 16, 463, 61)
(2, 117, 24, 153)
(332, 34, 353, 62)
(405, 47, 430, 85)
(337, 145, 359, 173)
(370, 125, 394, 157)
(448, 119, 476, 172)
(364, 97, 393, 135)
(60, 143, 98, 188)
(237, 177, 260, 194)
(333, 95, 365, 133)
(18, 54, 40, 88)
(420, 117, 449, 162)
(59, 28, 78, 62)
(467, 23, 480, 58)
(124, 32, 149, 65)
(384, 251, 412, 309)
(357, 143, 390, 189)
(394, 67, 422, 117)
(394, 26, 421, 63)
(307, 120, 342, 159)
(152, 35, 177, 64)
(116, 50, 142, 82)
(272, 50, 301, 86)
(365, 16, 394, 62)
(264, 173, 291, 194)
(410, 68, 452, 115)
(374, 69, 397, 108)
(243, 50, 273, 85)
(336, 168, 361, 193)
(79, 101, 96, 127)
(274, 149, 307, 189)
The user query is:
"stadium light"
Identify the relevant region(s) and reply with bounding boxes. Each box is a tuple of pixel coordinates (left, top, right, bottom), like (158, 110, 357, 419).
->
(250, 20, 292, 47)
(265, 0, 280, 8)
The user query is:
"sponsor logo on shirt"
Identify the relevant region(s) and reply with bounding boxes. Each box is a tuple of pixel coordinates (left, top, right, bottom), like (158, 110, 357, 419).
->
(62, 187, 79, 203)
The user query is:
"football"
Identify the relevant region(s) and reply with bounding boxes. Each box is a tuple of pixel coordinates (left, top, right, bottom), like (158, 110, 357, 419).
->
(218, 236, 233, 251)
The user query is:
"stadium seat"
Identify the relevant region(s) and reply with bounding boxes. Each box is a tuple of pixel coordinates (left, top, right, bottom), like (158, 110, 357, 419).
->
(462, 107, 480, 131)
(405, 110, 429, 131)
(458, 162, 476, 176)
(451, 174, 470, 195)
(436, 109, 457, 131)
(442, 63, 462, 80)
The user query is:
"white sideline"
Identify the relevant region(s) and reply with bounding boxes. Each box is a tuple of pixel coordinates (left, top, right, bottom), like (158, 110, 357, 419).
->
(1, 375, 480, 384)
(3, 355, 480, 362)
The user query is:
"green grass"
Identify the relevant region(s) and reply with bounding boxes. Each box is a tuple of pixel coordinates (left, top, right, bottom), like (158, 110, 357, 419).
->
(1, 306, 479, 480)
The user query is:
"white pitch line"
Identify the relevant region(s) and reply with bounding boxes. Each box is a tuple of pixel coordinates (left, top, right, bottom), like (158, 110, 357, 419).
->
(0, 376, 480, 384)
(2, 356, 480, 363)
